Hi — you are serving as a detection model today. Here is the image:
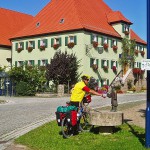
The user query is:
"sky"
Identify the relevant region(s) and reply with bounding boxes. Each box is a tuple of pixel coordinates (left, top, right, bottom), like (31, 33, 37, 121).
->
(0, 0, 147, 41)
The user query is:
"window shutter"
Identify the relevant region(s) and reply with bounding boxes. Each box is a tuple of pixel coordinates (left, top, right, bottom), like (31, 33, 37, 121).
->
(15, 43, 18, 51)
(107, 60, 109, 68)
(25, 60, 28, 66)
(101, 80, 103, 87)
(139, 62, 141, 68)
(96, 59, 99, 67)
(101, 60, 104, 68)
(116, 40, 118, 46)
(74, 36, 77, 45)
(51, 38, 54, 47)
(111, 61, 113, 69)
(44, 39, 48, 47)
(46, 59, 48, 65)
(96, 79, 99, 86)
(122, 24, 124, 32)
(33, 41, 35, 49)
(111, 39, 113, 48)
(38, 40, 40, 48)
(101, 37, 104, 45)
(26, 42, 28, 50)
(107, 80, 109, 86)
(31, 60, 35, 66)
(21, 42, 24, 50)
(116, 61, 118, 68)
(90, 34, 93, 43)
(59, 38, 62, 46)
(15, 61, 17, 67)
(65, 37, 68, 46)
(38, 60, 41, 66)
(90, 58, 94, 67)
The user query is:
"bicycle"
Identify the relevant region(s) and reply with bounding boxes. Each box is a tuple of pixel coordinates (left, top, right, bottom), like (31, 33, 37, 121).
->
(56, 94, 93, 138)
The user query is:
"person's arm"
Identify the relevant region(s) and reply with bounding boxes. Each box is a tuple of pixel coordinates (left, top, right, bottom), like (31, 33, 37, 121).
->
(83, 86, 102, 96)
(89, 89, 102, 96)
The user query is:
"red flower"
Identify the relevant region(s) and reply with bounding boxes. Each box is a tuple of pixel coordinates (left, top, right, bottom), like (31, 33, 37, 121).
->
(112, 66, 117, 72)
(92, 64, 98, 71)
(92, 41, 98, 48)
(124, 31, 129, 35)
(103, 43, 108, 50)
(141, 51, 145, 56)
(134, 50, 139, 55)
(103, 66, 108, 70)
(133, 68, 140, 74)
(113, 45, 118, 51)
(28, 47, 33, 52)
(53, 44, 60, 49)
(17, 47, 22, 53)
(68, 42, 75, 48)
(40, 45, 45, 50)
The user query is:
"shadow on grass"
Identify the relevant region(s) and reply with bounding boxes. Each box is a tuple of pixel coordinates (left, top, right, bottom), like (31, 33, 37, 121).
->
(124, 121, 145, 146)
(138, 109, 146, 117)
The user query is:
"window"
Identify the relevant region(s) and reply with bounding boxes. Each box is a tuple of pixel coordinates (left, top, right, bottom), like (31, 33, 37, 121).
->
(134, 62, 138, 68)
(103, 37, 107, 44)
(111, 39, 117, 47)
(38, 39, 47, 50)
(111, 60, 118, 68)
(36, 22, 40, 27)
(91, 34, 98, 43)
(38, 59, 48, 66)
(18, 61, 24, 67)
(139, 45, 144, 51)
(59, 18, 64, 24)
(51, 38, 61, 46)
(25, 60, 34, 66)
(65, 36, 77, 48)
(16, 42, 24, 51)
(26, 41, 35, 49)
(90, 58, 99, 67)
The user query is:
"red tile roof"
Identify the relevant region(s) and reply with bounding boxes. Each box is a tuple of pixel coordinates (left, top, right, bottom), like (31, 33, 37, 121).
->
(11, 0, 122, 39)
(130, 29, 146, 45)
(0, 8, 33, 46)
(107, 11, 132, 24)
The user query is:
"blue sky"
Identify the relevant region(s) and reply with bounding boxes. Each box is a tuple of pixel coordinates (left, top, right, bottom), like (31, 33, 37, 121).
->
(0, 0, 146, 41)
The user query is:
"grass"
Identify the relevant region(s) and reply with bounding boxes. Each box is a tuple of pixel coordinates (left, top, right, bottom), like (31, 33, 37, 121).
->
(15, 120, 148, 150)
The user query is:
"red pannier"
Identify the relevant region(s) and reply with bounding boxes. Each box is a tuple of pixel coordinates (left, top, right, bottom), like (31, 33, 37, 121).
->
(67, 110, 77, 126)
(55, 112, 66, 126)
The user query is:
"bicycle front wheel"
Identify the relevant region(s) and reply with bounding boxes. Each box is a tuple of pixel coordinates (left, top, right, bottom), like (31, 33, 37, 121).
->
(61, 118, 73, 138)
(79, 111, 93, 132)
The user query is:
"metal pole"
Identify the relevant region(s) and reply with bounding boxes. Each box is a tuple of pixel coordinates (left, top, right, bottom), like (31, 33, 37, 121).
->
(145, 0, 150, 147)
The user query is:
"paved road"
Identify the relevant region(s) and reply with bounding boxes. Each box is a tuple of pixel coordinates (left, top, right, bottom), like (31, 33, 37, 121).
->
(0, 93, 146, 149)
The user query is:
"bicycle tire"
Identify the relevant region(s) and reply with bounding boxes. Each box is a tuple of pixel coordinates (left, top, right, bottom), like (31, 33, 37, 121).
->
(79, 111, 93, 132)
(61, 117, 73, 138)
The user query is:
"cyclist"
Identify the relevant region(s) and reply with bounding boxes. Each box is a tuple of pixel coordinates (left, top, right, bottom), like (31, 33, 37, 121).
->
(70, 74, 104, 107)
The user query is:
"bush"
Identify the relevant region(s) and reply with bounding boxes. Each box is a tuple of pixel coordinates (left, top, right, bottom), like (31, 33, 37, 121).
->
(16, 81, 36, 96)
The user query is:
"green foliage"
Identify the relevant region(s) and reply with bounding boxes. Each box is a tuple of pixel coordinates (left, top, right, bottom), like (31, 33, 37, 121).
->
(15, 121, 146, 150)
(0, 66, 6, 72)
(119, 38, 136, 68)
(8, 65, 47, 96)
(46, 51, 80, 85)
(16, 81, 36, 96)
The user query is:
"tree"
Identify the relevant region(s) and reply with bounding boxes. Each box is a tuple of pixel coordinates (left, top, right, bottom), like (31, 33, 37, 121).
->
(46, 51, 80, 85)
(119, 38, 136, 68)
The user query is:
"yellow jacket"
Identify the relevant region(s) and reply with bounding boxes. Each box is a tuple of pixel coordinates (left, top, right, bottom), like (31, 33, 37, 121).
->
(70, 81, 86, 102)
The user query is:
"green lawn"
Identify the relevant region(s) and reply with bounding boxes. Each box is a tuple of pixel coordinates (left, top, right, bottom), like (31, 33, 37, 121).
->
(15, 120, 148, 150)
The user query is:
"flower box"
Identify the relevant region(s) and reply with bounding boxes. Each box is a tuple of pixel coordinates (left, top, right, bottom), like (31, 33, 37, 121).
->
(141, 51, 145, 56)
(40, 45, 45, 50)
(28, 47, 33, 52)
(103, 43, 108, 50)
(124, 31, 129, 35)
(92, 64, 98, 71)
(134, 50, 139, 55)
(103, 66, 108, 71)
(92, 41, 98, 48)
(68, 42, 75, 48)
(113, 45, 118, 51)
(53, 44, 60, 49)
(112, 66, 117, 72)
(133, 68, 140, 74)
(17, 47, 23, 53)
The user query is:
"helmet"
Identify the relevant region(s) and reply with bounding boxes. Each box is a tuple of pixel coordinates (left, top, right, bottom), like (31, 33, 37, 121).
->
(81, 74, 90, 80)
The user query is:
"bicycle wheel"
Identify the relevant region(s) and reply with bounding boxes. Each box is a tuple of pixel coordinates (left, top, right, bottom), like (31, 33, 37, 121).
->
(79, 111, 93, 132)
(61, 117, 73, 138)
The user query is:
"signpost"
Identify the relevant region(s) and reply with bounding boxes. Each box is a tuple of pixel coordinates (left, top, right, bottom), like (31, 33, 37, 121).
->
(146, 0, 150, 148)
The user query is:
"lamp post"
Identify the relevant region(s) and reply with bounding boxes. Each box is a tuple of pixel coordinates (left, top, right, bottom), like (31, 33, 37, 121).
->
(145, 0, 150, 148)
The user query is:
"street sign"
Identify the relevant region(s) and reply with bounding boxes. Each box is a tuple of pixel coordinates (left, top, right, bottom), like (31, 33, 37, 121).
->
(141, 59, 150, 70)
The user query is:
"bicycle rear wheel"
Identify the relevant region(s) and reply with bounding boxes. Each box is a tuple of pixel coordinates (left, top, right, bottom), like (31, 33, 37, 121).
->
(79, 111, 93, 132)
(61, 117, 73, 138)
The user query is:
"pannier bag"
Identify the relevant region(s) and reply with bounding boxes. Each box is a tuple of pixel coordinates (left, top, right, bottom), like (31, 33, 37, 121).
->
(83, 94, 91, 103)
(55, 112, 66, 126)
(56, 105, 77, 126)
(67, 110, 77, 126)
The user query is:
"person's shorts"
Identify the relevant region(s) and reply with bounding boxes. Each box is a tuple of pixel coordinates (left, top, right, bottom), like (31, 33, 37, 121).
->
(70, 101, 80, 108)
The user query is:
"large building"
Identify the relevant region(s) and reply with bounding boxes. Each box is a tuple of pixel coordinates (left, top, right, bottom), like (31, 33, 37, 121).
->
(0, 0, 147, 89)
